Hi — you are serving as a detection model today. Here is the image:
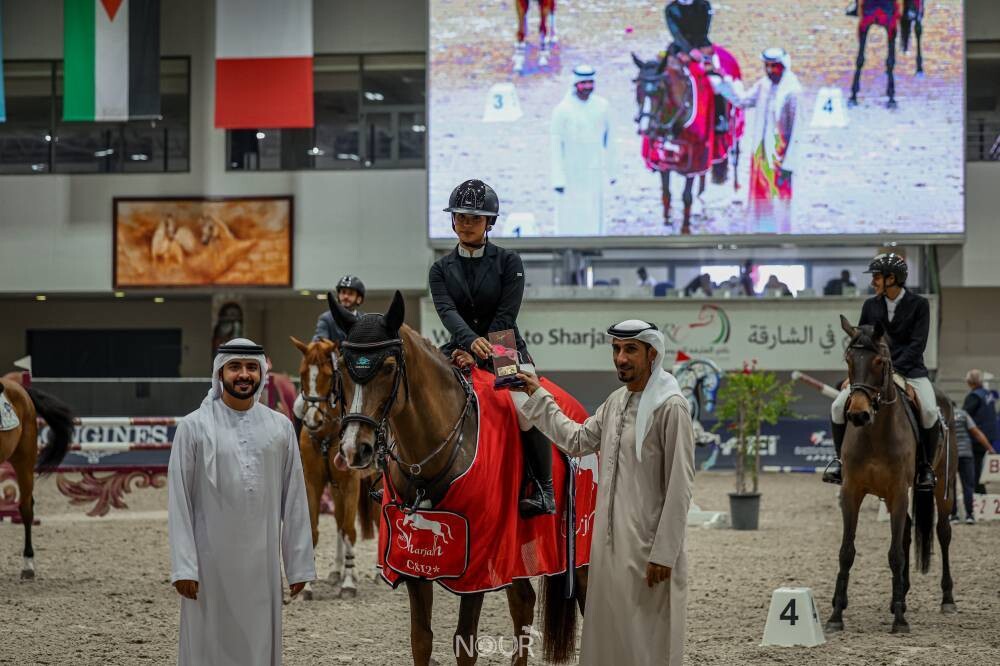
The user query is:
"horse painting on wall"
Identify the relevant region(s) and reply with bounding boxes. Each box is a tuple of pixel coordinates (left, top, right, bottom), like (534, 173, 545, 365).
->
(113, 196, 293, 288)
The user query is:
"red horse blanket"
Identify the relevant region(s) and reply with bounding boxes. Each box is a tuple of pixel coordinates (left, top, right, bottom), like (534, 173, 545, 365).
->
(641, 60, 715, 176)
(377, 368, 597, 594)
(710, 45, 744, 165)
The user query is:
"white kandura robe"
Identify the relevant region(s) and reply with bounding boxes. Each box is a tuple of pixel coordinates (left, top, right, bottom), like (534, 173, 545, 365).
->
(550, 92, 617, 236)
(168, 400, 316, 666)
(522, 387, 695, 666)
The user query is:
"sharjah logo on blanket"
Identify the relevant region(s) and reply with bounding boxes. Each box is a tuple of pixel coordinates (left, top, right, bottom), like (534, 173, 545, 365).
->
(384, 505, 470, 580)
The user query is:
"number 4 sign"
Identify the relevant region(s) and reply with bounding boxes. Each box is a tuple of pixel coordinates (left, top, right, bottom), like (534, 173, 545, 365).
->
(482, 83, 523, 123)
(810, 87, 849, 128)
(762, 587, 825, 646)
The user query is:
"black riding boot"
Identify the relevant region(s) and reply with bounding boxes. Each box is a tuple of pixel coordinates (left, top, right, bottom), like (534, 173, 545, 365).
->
(519, 427, 556, 518)
(916, 425, 938, 492)
(822, 422, 847, 485)
(845, 1, 858, 17)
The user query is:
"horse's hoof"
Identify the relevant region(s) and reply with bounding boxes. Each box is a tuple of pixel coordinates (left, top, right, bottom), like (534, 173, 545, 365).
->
(825, 621, 844, 632)
(941, 603, 958, 614)
(887, 100, 898, 109)
(20, 568, 35, 581)
(848, 97, 858, 108)
(339, 586, 358, 599)
(916, 70, 925, 79)
(891, 621, 910, 634)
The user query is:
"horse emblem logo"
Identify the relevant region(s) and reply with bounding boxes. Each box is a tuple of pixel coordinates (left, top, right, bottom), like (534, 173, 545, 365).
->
(397, 512, 454, 550)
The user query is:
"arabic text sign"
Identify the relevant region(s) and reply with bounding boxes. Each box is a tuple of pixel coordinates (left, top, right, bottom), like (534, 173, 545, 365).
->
(419, 297, 938, 372)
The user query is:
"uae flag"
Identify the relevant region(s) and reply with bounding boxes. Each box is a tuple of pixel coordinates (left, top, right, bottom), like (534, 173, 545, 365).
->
(214, 0, 313, 129)
(62, 0, 161, 121)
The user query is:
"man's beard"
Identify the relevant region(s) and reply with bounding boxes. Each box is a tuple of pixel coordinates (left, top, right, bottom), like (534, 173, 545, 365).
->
(616, 366, 635, 383)
(223, 377, 259, 400)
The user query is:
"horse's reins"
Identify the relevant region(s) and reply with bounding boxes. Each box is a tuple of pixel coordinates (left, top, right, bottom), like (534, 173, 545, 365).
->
(846, 337, 897, 413)
(300, 352, 344, 460)
(338, 336, 475, 513)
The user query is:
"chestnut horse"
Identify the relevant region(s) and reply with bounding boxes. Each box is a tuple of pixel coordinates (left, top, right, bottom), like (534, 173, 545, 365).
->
(290, 337, 378, 599)
(827, 316, 956, 634)
(327, 292, 586, 665)
(0, 379, 74, 578)
(513, 0, 557, 72)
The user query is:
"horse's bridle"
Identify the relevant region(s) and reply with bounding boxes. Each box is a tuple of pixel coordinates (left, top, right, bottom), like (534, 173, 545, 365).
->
(337, 336, 476, 511)
(846, 338, 897, 414)
(299, 352, 344, 455)
(635, 66, 690, 139)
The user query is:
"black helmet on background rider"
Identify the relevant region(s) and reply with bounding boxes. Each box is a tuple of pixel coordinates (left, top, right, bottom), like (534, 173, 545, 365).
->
(444, 179, 500, 223)
(336, 274, 366, 299)
(864, 252, 908, 286)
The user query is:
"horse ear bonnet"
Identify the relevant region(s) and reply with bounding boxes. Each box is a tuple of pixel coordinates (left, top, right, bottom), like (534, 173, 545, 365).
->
(342, 314, 400, 384)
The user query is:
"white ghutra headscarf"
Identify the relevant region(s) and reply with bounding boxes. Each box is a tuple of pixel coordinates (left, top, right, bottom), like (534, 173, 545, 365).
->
(607, 320, 684, 461)
(197, 338, 269, 486)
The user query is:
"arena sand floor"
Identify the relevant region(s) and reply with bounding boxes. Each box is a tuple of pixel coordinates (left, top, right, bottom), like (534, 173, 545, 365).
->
(1, 471, 997, 665)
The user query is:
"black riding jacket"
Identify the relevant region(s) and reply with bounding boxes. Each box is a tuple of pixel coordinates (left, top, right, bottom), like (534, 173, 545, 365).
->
(858, 290, 930, 379)
(665, 0, 713, 53)
(429, 242, 531, 363)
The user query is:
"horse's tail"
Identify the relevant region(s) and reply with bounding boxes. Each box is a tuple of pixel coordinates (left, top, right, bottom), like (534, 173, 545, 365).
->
(27, 387, 75, 474)
(912, 483, 935, 574)
(358, 474, 379, 540)
(540, 572, 579, 664)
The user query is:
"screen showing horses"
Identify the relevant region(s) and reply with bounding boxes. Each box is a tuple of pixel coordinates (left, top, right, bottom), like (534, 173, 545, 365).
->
(427, 0, 964, 240)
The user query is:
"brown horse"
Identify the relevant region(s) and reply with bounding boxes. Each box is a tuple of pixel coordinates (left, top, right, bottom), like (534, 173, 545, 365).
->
(827, 316, 956, 634)
(290, 336, 378, 599)
(328, 292, 586, 665)
(0, 379, 74, 578)
(513, 0, 556, 72)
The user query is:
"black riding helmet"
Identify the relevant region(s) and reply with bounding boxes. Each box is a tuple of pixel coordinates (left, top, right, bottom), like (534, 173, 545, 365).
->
(336, 274, 366, 299)
(864, 252, 908, 286)
(444, 179, 500, 220)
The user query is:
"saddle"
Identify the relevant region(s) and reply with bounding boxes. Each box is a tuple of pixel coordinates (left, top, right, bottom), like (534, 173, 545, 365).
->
(892, 373, 922, 442)
(0, 391, 21, 431)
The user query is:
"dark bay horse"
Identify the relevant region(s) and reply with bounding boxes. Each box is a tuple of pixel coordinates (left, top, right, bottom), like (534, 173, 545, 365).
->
(290, 336, 378, 599)
(0, 379, 74, 578)
(328, 291, 585, 665)
(827, 316, 956, 634)
(633, 49, 740, 233)
(850, 0, 924, 108)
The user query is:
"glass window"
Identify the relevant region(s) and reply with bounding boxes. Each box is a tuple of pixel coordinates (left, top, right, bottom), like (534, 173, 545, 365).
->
(967, 49, 1000, 162)
(0, 61, 54, 174)
(227, 53, 425, 171)
(0, 57, 190, 174)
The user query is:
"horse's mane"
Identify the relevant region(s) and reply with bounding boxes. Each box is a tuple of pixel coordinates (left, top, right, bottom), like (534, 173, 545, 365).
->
(302, 339, 337, 368)
(847, 325, 890, 360)
(400, 324, 454, 375)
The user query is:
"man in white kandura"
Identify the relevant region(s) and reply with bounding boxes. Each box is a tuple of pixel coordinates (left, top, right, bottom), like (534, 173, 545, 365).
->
(168, 338, 315, 666)
(550, 64, 617, 236)
(514, 320, 695, 665)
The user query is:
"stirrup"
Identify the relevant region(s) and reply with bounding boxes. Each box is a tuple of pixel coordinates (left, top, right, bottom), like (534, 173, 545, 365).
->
(915, 468, 936, 492)
(822, 458, 843, 485)
(519, 480, 556, 517)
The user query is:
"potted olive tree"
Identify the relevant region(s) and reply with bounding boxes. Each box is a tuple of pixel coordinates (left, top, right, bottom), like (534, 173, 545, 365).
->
(714, 362, 797, 530)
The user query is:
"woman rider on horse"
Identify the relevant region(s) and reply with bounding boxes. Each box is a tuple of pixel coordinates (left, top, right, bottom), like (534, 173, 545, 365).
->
(428, 179, 555, 518)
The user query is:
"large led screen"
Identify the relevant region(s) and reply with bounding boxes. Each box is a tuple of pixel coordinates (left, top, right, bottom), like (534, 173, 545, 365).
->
(428, 0, 964, 240)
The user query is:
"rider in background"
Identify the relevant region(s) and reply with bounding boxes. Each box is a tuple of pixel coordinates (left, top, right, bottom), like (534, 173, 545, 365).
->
(665, 0, 713, 61)
(429, 179, 556, 518)
(823, 252, 939, 492)
(313, 274, 365, 343)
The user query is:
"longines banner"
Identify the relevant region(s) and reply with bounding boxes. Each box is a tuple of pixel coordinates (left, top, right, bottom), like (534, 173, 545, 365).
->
(418, 296, 939, 372)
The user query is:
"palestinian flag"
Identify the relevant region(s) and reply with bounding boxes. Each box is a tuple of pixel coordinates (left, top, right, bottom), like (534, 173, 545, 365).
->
(214, 0, 313, 129)
(62, 0, 160, 122)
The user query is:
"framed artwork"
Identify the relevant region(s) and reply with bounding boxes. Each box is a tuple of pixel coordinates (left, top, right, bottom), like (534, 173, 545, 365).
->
(113, 196, 293, 287)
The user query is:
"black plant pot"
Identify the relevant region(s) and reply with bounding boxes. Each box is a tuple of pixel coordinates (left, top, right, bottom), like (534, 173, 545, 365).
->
(728, 492, 761, 531)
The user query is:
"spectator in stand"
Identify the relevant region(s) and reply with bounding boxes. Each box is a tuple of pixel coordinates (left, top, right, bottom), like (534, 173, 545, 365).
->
(683, 273, 713, 297)
(764, 274, 792, 297)
(636, 266, 657, 287)
(823, 269, 856, 296)
(739, 259, 755, 296)
(963, 369, 998, 494)
(950, 404, 995, 524)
